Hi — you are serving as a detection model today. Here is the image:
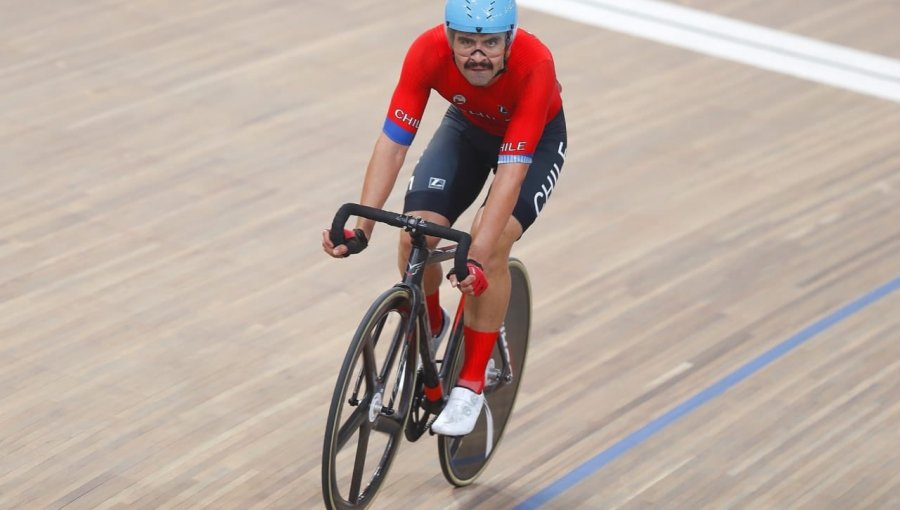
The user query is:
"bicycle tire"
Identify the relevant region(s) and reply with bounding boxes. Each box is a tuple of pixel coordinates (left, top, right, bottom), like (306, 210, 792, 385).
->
(322, 287, 419, 510)
(437, 257, 531, 486)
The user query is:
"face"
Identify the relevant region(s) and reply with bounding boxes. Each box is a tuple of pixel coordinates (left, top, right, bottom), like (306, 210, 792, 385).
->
(451, 32, 508, 87)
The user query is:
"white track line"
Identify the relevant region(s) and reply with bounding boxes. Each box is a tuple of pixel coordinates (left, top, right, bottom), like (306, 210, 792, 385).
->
(520, 0, 900, 103)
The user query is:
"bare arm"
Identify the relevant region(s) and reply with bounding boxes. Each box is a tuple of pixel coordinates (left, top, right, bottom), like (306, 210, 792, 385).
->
(355, 133, 410, 237)
(322, 133, 409, 257)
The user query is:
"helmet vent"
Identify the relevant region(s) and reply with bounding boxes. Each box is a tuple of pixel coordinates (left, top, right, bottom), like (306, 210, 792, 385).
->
(465, 0, 497, 19)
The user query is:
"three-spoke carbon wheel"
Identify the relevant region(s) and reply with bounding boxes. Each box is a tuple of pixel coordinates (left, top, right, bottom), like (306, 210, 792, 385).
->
(437, 258, 531, 486)
(322, 287, 419, 509)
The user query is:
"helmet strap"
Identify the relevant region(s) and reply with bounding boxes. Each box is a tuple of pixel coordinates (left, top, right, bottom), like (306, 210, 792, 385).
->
(493, 31, 514, 78)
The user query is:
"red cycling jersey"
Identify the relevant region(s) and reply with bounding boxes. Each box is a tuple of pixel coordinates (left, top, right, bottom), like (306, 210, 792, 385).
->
(383, 25, 563, 165)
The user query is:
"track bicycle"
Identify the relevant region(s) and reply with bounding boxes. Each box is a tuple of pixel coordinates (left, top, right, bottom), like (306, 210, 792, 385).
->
(321, 203, 532, 510)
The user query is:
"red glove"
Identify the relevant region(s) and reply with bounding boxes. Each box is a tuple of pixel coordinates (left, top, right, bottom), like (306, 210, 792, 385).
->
(447, 259, 489, 297)
(467, 261, 488, 296)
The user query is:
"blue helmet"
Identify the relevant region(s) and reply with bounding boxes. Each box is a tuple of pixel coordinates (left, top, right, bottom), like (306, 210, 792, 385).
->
(445, 0, 517, 35)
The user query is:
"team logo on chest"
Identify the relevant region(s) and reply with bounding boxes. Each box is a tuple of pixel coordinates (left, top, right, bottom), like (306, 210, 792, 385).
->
(453, 94, 467, 105)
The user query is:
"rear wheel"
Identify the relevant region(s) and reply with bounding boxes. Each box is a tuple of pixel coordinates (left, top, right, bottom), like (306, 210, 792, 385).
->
(322, 287, 419, 509)
(437, 258, 531, 486)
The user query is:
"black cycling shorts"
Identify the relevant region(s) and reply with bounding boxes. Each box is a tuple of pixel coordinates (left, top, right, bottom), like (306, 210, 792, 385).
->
(403, 106, 567, 233)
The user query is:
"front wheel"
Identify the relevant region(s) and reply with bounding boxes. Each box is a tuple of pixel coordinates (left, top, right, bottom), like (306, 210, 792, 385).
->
(437, 257, 531, 486)
(322, 287, 419, 510)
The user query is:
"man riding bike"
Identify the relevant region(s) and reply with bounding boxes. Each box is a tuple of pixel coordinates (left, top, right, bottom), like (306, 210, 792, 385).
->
(322, 0, 567, 436)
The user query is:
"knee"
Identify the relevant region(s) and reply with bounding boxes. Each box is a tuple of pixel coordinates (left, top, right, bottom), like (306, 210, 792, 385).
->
(474, 238, 515, 277)
(472, 219, 521, 276)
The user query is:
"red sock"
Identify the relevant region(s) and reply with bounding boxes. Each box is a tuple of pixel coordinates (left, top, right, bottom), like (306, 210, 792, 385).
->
(426, 291, 443, 336)
(456, 327, 498, 394)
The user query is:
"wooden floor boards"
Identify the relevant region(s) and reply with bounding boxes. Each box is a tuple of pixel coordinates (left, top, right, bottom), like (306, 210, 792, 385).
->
(1, 1, 898, 508)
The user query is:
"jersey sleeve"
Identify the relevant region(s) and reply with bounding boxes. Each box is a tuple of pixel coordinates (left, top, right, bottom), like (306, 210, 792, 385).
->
(382, 34, 434, 146)
(498, 59, 558, 165)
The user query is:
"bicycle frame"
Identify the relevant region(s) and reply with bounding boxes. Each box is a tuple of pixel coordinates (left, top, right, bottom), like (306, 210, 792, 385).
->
(385, 230, 517, 421)
(330, 202, 514, 425)
(323, 203, 532, 507)
(331, 204, 468, 405)
(402, 229, 447, 404)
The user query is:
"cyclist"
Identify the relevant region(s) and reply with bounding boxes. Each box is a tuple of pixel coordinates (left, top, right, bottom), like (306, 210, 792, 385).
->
(322, 0, 566, 436)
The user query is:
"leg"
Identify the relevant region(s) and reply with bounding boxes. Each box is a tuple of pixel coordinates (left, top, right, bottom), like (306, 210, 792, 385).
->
(430, 212, 522, 437)
(453, 208, 521, 392)
(463, 208, 523, 332)
(433, 110, 567, 436)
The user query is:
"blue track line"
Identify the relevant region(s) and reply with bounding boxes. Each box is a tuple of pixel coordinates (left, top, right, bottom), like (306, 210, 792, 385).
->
(515, 276, 900, 510)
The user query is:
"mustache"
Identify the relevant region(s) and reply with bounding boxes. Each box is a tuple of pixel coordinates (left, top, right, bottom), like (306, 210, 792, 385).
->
(464, 60, 493, 70)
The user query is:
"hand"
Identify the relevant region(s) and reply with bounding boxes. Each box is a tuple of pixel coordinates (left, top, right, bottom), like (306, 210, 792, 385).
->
(322, 228, 368, 258)
(447, 260, 489, 297)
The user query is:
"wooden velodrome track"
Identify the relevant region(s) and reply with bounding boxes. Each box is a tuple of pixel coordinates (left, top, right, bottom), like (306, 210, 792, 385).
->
(2, 1, 899, 508)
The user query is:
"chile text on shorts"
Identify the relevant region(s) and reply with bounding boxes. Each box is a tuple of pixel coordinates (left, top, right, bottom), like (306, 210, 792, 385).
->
(533, 141, 567, 216)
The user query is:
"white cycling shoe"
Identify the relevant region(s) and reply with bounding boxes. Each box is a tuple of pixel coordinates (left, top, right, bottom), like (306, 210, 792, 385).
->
(431, 386, 484, 436)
